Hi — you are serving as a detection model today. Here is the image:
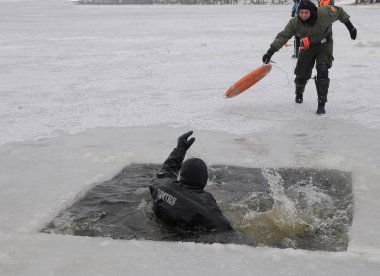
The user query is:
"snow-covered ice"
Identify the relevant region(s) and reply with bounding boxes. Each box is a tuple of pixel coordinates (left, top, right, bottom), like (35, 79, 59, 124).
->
(1, 0, 380, 275)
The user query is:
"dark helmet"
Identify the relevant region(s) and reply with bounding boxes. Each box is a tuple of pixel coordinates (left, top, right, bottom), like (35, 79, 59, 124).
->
(179, 158, 208, 190)
(298, 0, 318, 25)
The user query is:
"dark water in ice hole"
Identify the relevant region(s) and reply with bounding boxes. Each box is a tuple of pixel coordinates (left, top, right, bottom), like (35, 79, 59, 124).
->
(42, 164, 353, 251)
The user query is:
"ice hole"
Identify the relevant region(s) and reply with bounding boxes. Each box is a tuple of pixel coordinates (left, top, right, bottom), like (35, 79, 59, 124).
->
(42, 164, 353, 251)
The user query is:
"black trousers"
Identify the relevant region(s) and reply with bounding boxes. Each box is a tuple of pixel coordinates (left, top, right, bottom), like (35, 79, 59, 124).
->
(294, 42, 334, 82)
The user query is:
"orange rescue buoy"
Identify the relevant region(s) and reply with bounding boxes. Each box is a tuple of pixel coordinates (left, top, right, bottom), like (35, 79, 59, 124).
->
(224, 64, 272, 99)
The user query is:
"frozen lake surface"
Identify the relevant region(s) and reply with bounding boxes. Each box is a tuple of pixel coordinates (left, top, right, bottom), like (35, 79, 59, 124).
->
(1, 0, 380, 275)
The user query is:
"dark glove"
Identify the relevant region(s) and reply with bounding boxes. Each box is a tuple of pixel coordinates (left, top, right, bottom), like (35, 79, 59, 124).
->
(262, 47, 276, 64)
(344, 20, 357, 40)
(177, 131, 195, 150)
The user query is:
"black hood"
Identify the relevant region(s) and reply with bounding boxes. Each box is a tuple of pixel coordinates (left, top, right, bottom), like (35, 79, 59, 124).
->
(179, 158, 208, 190)
(298, 0, 318, 26)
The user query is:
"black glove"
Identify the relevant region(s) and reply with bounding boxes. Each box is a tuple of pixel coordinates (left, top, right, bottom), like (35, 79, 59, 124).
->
(344, 20, 357, 40)
(262, 47, 276, 64)
(177, 131, 195, 150)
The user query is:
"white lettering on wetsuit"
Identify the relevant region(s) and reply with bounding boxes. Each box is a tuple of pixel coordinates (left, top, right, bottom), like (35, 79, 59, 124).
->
(157, 189, 177, 206)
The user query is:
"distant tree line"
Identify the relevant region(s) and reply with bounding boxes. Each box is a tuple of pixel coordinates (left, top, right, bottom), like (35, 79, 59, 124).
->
(73, 0, 378, 4)
(355, 0, 380, 3)
(73, 0, 286, 4)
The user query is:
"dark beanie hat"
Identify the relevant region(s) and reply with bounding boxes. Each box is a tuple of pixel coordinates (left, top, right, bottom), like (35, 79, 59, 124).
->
(298, 0, 318, 25)
(298, 0, 317, 13)
(179, 158, 208, 190)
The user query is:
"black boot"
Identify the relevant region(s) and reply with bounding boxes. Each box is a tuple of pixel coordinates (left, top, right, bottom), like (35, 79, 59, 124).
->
(316, 102, 326, 115)
(315, 77, 330, 115)
(294, 78, 306, 104)
(295, 90, 303, 103)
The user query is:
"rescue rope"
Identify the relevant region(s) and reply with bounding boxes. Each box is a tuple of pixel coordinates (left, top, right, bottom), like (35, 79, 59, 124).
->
(270, 61, 291, 86)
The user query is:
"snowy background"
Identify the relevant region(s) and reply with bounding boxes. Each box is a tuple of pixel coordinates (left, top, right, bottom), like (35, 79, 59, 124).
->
(1, 0, 380, 275)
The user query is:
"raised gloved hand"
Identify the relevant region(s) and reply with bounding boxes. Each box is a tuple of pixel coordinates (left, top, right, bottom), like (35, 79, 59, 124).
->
(262, 47, 276, 64)
(177, 131, 195, 150)
(349, 27, 357, 40)
(344, 20, 357, 40)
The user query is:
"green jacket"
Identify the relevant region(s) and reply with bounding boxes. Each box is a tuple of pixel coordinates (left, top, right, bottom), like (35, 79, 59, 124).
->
(270, 6, 350, 51)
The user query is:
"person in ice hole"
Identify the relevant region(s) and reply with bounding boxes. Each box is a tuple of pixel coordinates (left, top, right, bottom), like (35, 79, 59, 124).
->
(149, 131, 232, 232)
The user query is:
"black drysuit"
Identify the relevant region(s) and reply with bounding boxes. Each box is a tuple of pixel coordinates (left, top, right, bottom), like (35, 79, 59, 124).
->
(149, 147, 232, 231)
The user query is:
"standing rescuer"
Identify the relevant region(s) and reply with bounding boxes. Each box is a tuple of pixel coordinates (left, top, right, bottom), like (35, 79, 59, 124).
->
(262, 0, 357, 115)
